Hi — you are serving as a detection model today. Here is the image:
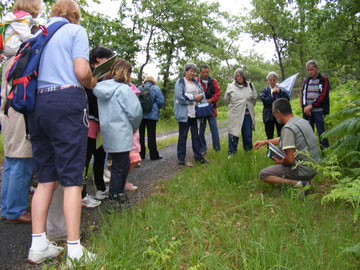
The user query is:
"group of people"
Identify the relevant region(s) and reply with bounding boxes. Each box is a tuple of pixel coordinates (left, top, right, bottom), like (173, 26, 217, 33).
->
(0, 0, 330, 267)
(0, 0, 164, 267)
(174, 59, 329, 193)
(224, 61, 329, 189)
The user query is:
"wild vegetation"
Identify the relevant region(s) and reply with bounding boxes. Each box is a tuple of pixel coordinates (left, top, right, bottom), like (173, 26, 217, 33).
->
(0, 0, 359, 267)
(60, 101, 359, 269)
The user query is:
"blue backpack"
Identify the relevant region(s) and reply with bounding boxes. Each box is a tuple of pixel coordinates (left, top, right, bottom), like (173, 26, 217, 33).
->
(5, 21, 68, 115)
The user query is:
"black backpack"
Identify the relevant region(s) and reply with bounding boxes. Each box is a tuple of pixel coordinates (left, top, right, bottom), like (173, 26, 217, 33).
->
(138, 85, 153, 112)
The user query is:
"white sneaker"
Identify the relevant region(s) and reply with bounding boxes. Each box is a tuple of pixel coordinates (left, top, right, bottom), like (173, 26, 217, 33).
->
(82, 194, 101, 208)
(28, 241, 64, 264)
(293, 181, 311, 196)
(103, 168, 111, 184)
(94, 187, 109, 200)
(66, 245, 96, 268)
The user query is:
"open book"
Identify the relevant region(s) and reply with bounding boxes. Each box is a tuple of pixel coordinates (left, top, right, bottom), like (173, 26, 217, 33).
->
(92, 55, 117, 78)
(267, 142, 286, 160)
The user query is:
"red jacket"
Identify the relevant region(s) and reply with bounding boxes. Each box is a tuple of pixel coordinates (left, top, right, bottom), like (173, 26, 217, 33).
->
(196, 76, 221, 117)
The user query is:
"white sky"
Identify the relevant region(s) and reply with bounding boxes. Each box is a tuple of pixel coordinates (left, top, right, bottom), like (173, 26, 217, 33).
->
(87, 0, 276, 76)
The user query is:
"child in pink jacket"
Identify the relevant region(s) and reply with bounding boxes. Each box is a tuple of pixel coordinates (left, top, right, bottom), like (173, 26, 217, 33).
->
(125, 84, 142, 190)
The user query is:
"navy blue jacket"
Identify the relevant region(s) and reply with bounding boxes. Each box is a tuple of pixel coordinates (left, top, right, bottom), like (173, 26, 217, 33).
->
(300, 73, 330, 115)
(260, 85, 289, 123)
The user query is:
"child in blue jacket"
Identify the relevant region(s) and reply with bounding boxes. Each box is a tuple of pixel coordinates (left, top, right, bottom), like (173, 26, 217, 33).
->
(93, 58, 142, 206)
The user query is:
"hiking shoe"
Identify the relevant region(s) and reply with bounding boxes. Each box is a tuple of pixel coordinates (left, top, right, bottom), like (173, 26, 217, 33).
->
(82, 194, 101, 208)
(105, 193, 130, 211)
(28, 241, 64, 264)
(178, 160, 185, 166)
(195, 158, 209, 164)
(94, 187, 109, 200)
(66, 246, 96, 268)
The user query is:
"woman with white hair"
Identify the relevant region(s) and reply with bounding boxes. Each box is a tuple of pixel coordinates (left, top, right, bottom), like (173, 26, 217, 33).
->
(174, 62, 208, 165)
(224, 68, 257, 157)
(260, 71, 289, 140)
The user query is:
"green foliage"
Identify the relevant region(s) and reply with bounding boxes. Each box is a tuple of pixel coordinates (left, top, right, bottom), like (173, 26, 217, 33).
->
(143, 236, 181, 268)
(245, 0, 299, 80)
(310, 81, 360, 222)
(88, 141, 360, 269)
(322, 176, 360, 222)
(343, 242, 360, 258)
(245, 0, 360, 80)
(322, 82, 360, 169)
(308, 0, 360, 78)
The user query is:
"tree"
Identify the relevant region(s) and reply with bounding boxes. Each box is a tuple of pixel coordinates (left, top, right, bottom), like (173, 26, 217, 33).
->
(119, 0, 227, 97)
(245, 0, 296, 81)
(307, 0, 360, 79)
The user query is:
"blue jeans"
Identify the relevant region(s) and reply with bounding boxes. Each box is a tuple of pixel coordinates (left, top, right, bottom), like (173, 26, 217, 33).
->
(177, 118, 203, 162)
(303, 111, 329, 148)
(228, 114, 253, 154)
(1, 157, 34, 219)
(228, 133, 239, 155)
(199, 116, 221, 152)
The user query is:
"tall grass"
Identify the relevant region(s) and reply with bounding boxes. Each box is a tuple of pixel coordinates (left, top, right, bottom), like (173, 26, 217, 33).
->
(85, 103, 359, 269)
(157, 106, 228, 135)
(86, 145, 359, 269)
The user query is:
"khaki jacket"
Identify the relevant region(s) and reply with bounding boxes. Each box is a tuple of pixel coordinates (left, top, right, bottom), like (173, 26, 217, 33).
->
(0, 57, 32, 158)
(224, 81, 257, 137)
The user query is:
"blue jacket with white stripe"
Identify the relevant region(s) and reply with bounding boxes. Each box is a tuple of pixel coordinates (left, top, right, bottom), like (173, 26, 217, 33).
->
(174, 76, 204, 123)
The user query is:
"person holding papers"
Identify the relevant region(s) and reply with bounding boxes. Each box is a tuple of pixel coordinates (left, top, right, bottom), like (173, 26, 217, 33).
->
(82, 46, 115, 207)
(260, 71, 289, 140)
(254, 98, 320, 189)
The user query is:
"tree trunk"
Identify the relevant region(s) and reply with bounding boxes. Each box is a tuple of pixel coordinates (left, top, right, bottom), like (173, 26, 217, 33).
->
(160, 38, 175, 109)
(298, 5, 306, 80)
(138, 27, 155, 84)
(271, 26, 285, 80)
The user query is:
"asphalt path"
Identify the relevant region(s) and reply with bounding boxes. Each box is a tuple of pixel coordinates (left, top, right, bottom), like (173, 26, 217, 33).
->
(0, 121, 228, 269)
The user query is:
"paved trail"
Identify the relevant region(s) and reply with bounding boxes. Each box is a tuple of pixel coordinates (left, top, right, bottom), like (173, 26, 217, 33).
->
(0, 122, 228, 269)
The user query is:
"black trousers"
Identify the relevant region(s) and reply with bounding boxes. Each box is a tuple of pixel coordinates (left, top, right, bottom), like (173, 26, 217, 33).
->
(139, 118, 160, 160)
(264, 119, 284, 140)
(109, 151, 130, 197)
(82, 137, 106, 198)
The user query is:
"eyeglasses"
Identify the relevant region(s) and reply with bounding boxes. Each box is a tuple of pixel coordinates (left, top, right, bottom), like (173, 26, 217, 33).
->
(272, 110, 279, 116)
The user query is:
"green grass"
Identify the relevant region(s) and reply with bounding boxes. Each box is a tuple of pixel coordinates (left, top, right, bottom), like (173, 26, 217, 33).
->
(86, 148, 359, 269)
(83, 99, 359, 269)
(157, 106, 228, 135)
(155, 106, 228, 150)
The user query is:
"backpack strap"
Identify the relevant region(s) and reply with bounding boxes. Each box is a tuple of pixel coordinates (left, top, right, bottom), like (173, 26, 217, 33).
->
(249, 82, 254, 91)
(1, 19, 30, 47)
(4, 21, 68, 119)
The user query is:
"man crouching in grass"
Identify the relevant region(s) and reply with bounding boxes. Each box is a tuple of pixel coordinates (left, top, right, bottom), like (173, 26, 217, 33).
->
(254, 98, 320, 190)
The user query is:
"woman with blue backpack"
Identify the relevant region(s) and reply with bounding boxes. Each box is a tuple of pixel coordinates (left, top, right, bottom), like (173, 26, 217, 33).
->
(26, 0, 98, 266)
(138, 76, 165, 160)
